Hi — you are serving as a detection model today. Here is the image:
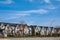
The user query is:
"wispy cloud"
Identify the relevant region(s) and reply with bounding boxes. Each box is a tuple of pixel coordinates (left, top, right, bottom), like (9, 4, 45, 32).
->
(0, 0, 14, 4)
(28, 0, 51, 3)
(1, 13, 30, 20)
(23, 9, 48, 14)
(0, 9, 48, 20)
(9, 13, 30, 16)
(29, 0, 33, 2)
(44, 0, 51, 3)
(43, 5, 58, 10)
(56, 0, 60, 1)
(5, 9, 48, 14)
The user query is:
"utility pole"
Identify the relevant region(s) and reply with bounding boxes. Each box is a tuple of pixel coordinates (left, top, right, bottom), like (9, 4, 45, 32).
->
(50, 20, 55, 27)
(50, 20, 55, 36)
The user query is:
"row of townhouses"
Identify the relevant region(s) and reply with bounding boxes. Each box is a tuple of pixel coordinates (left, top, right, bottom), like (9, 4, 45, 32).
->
(0, 22, 60, 38)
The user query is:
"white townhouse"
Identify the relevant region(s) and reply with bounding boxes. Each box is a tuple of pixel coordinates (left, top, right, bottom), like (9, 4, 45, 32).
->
(24, 26, 29, 35)
(0, 24, 5, 30)
(29, 27, 32, 35)
(51, 28, 55, 34)
(40, 27, 45, 35)
(34, 26, 41, 36)
(15, 25, 20, 34)
(47, 27, 52, 35)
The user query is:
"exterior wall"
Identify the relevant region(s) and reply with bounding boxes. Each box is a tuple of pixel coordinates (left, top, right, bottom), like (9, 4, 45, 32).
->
(0, 24, 5, 30)
(40, 27, 45, 35)
(24, 26, 29, 35)
(29, 27, 32, 35)
(35, 27, 40, 35)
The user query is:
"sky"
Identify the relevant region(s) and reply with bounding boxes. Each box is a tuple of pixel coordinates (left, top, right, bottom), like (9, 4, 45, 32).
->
(0, 0, 60, 27)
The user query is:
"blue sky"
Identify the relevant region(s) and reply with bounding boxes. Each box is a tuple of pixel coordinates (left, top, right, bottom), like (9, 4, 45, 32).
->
(0, 0, 60, 27)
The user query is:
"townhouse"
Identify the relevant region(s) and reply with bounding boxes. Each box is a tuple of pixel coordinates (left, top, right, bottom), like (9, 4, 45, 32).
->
(0, 22, 60, 38)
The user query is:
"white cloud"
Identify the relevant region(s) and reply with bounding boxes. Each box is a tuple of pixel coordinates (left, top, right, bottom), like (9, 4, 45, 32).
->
(29, 0, 33, 2)
(7, 9, 48, 14)
(1, 13, 30, 20)
(56, 0, 60, 1)
(28, 0, 51, 3)
(44, 5, 57, 9)
(44, 0, 51, 3)
(3, 16, 20, 20)
(9, 13, 30, 16)
(9, 9, 48, 19)
(24, 9, 48, 14)
(0, 9, 48, 20)
(0, 0, 14, 4)
(48, 6, 57, 9)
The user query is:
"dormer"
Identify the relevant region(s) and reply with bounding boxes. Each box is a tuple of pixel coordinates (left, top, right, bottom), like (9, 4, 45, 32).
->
(0, 24, 5, 29)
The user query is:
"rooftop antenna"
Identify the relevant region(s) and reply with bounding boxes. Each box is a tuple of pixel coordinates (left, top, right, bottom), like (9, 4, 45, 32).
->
(50, 19, 55, 27)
